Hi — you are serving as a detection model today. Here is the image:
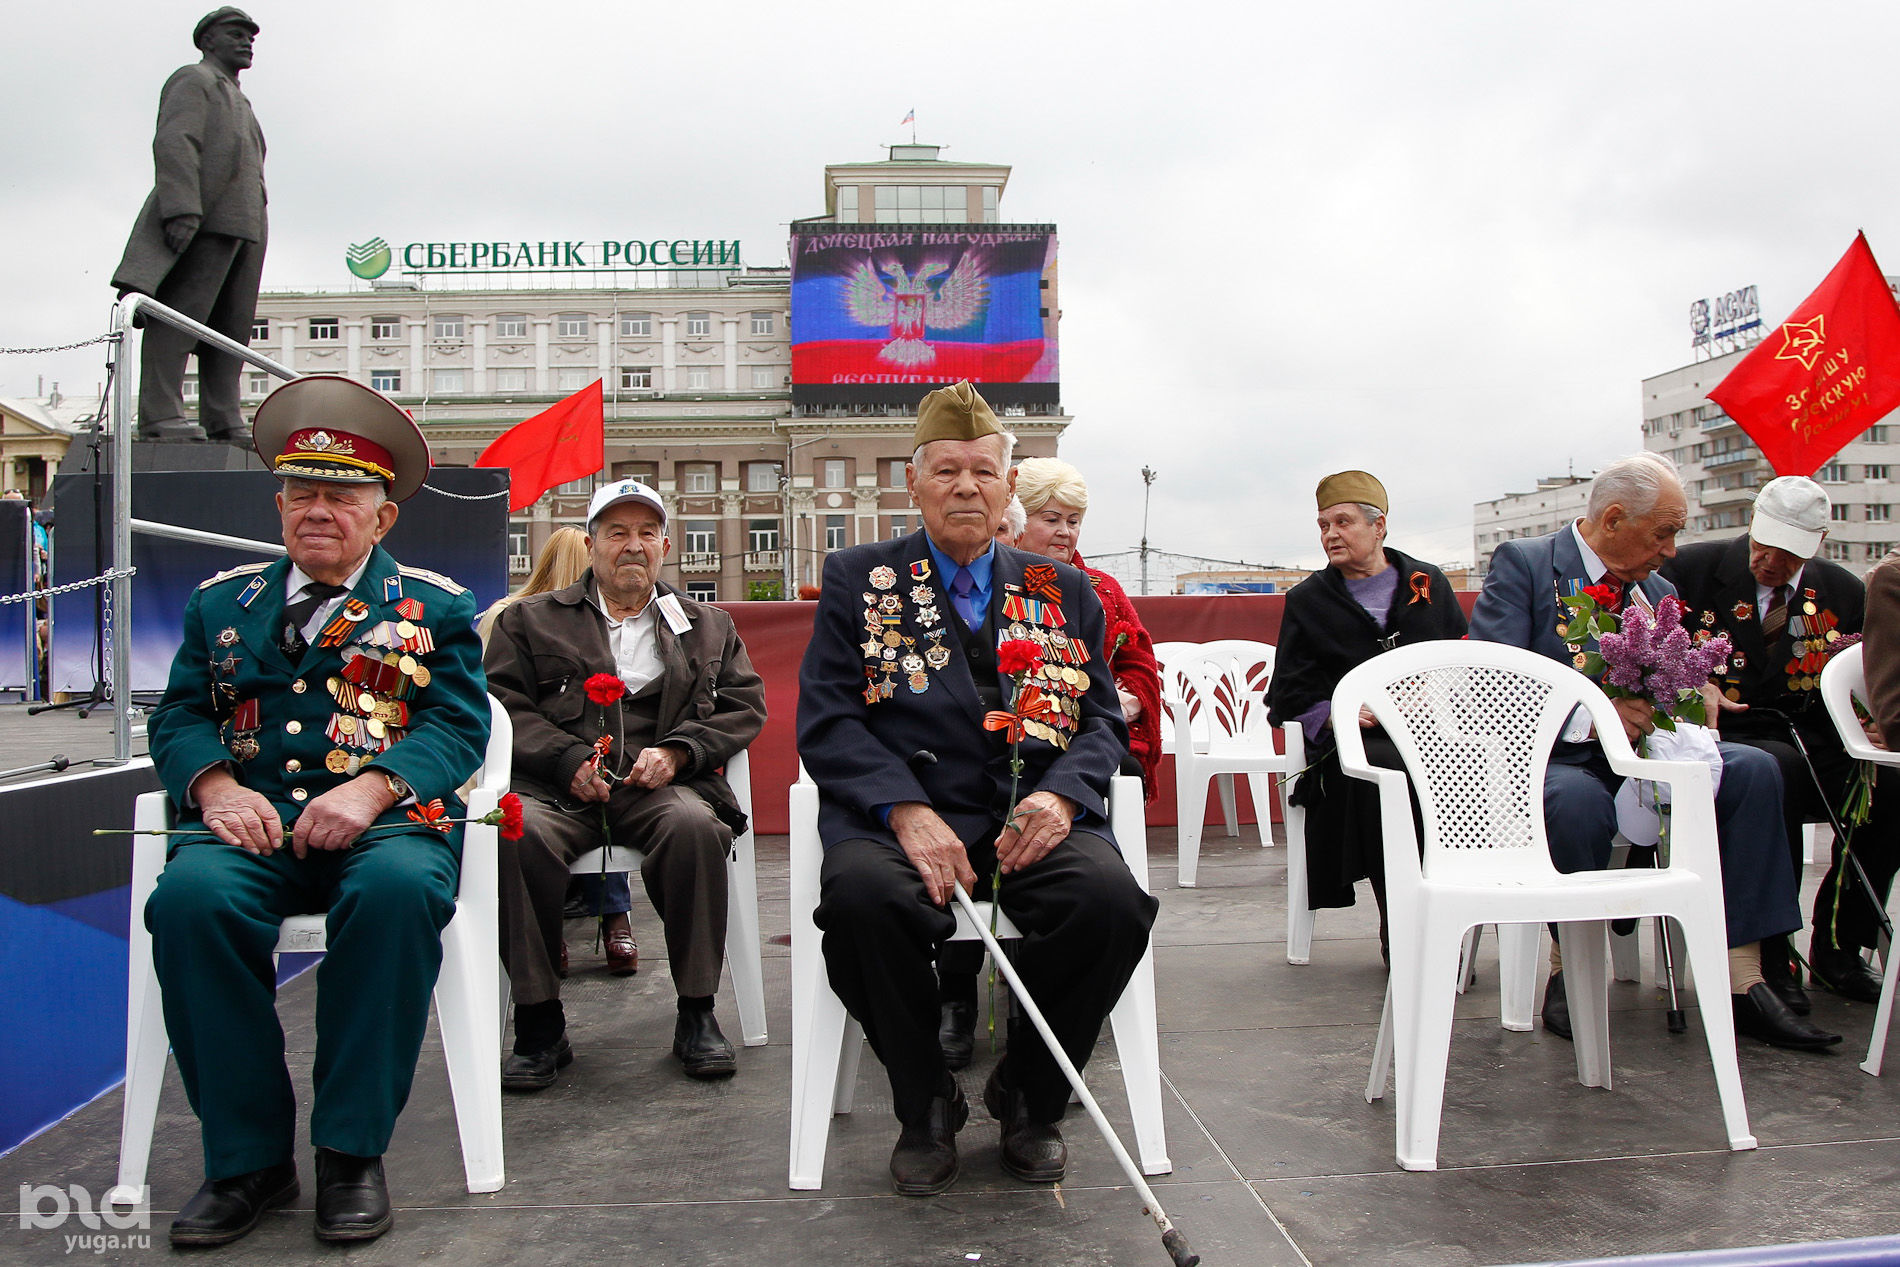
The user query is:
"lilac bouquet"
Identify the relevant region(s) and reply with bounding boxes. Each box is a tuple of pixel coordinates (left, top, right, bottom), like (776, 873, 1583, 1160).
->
(1587, 594, 1732, 733)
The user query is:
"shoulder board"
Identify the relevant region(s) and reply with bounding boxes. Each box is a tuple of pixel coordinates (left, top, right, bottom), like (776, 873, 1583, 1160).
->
(197, 561, 272, 591)
(398, 565, 468, 596)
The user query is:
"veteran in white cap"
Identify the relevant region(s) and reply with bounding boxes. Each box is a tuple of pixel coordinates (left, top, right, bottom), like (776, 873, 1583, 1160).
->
(144, 374, 490, 1247)
(1663, 473, 1898, 1008)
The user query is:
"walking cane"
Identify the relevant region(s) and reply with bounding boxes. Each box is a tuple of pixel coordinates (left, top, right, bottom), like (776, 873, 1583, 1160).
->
(951, 883, 1199, 1267)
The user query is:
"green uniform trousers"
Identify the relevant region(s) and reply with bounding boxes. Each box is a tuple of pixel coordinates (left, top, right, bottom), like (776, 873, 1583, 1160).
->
(146, 828, 460, 1180)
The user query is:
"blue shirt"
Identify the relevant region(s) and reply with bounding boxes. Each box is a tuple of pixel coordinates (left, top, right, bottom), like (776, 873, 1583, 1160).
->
(927, 535, 995, 630)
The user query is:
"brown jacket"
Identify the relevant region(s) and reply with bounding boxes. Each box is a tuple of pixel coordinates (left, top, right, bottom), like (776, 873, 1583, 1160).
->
(484, 576, 766, 832)
(1864, 553, 1900, 745)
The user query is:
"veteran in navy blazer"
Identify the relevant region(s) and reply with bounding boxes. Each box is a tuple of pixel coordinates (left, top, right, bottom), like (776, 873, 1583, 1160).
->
(797, 382, 1158, 1197)
(1470, 452, 1833, 1051)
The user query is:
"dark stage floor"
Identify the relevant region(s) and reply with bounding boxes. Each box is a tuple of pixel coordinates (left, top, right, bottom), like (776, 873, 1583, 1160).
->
(6, 823, 1900, 1266)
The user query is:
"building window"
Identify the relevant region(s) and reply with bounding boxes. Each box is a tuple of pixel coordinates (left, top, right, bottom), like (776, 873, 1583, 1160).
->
(507, 526, 529, 557)
(750, 366, 776, 391)
(370, 370, 402, 393)
(620, 312, 652, 337)
(750, 311, 775, 336)
(556, 312, 590, 339)
(182, 377, 199, 401)
(685, 311, 711, 337)
(886, 458, 908, 487)
(825, 515, 847, 551)
(683, 521, 717, 553)
(433, 369, 465, 394)
(1820, 462, 1850, 482)
(888, 513, 911, 539)
(836, 186, 859, 221)
(494, 368, 528, 391)
(1872, 543, 1895, 561)
(370, 316, 402, 340)
(1870, 504, 1892, 522)
(251, 317, 269, 341)
(555, 368, 592, 391)
(246, 373, 271, 397)
(1871, 426, 1890, 443)
(309, 317, 340, 341)
(748, 520, 779, 552)
(982, 186, 999, 223)
(873, 184, 968, 224)
(619, 366, 653, 390)
(1869, 465, 1891, 481)
(687, 366, 712, 391)
(1825, 541, 1854, 562)
(747, 462, 782, 492)
(686, 582, 717, 603)
(611, 461, 659, 485)
(681, 463, 717, 493)
(1832, 504, 1852, 522)
(432, 313, 465, 340)
(822, 459, 847, 488)
(494, 313, 527, 339)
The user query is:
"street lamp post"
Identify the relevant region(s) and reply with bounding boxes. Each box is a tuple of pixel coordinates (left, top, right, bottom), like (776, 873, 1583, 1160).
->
(1139, 465, 1156, 596)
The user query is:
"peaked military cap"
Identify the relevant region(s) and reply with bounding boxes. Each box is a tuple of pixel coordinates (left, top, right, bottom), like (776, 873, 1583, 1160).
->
(253, 375, 430, 502)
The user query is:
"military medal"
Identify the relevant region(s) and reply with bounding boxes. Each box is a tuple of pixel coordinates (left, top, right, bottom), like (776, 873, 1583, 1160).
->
(395, 597, 425, 621)
(909, 558, 931, 581)
(326, 749, 352, 774)
(870, 566, 897, 591)
(216, 627, 239, 647)
(1733, 602, 1753, 622)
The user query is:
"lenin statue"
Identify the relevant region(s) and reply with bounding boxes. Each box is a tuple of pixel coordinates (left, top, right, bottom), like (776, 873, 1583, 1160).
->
(112, 7, 267, 444)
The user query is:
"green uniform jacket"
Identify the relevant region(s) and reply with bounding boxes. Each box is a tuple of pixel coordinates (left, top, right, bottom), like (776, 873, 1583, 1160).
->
(149, 544, 490, 829)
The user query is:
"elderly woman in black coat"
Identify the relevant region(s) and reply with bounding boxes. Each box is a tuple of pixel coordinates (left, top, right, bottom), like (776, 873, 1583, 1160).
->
(1265, 471, 1467, 958)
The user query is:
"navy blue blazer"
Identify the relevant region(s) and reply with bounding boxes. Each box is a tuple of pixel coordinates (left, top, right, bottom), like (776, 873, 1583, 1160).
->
(797, 530, 1128, 853)
(1470, 526, 1675, 661)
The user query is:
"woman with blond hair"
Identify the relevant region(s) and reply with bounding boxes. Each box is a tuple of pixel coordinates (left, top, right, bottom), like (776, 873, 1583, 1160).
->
(479, 526, 640, 977)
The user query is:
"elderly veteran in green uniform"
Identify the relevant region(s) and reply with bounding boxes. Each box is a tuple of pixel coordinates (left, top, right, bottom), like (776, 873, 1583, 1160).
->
(145, 374, 489, 1248)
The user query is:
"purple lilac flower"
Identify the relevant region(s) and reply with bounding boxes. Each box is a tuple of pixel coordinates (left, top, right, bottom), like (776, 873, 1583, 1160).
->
(1596, 595, 1730, 717)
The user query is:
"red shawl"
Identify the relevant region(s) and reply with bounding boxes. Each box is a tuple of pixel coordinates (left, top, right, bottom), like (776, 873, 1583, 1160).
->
(1074, 551, 1162, 799)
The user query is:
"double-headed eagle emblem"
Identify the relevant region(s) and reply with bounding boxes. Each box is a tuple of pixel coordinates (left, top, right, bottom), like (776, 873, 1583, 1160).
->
(844, 251, 990, 369)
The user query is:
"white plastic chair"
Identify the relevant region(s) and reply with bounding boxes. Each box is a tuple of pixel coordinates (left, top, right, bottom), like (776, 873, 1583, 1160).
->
(787, 773, 1169, 1190)
(1160, 640, 1287, 888)
(1338, 641, 1753, 1171)
(114, 697, 512, 1203)
(566, 747, 768, 1046)
(1819, 642, 1900, 1075)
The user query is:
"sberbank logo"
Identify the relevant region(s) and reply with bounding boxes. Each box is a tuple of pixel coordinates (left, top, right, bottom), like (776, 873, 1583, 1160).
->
(345, 238, 392, 280)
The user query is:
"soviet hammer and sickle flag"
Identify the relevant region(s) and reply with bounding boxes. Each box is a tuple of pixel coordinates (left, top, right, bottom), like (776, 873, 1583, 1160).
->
(1709, 232, 1900, 476)
(476, 378, 605, 511)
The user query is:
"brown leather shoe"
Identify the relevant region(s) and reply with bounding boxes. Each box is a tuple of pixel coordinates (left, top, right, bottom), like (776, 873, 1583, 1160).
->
(603, 913, 637, 976)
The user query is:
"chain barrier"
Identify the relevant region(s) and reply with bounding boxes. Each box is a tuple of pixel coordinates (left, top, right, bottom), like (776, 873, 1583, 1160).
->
(0, 332, 117, 356)
(0, 567, 137, 606)
(421, 483, 510, 501)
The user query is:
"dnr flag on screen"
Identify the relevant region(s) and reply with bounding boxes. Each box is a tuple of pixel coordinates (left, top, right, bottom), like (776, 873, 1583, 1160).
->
(1709, 231, 1900, 477)
(789, 228, 1057, 385)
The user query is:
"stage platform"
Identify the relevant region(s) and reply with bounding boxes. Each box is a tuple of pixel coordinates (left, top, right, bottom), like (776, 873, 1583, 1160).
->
(6, 816, 1900, 1265)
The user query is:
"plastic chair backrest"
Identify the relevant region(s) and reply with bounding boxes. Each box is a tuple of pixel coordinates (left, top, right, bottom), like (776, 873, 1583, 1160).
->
(1819, 643, 1890, 764)
(1333, 640, 1628, 886)
(1165, 641, 1276, 749)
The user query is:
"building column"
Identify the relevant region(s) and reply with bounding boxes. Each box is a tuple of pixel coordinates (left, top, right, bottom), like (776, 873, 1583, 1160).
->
(533, 318, 551, 394)
(660, 317, 679, 393)
(853, 485, 880, 548)
(279, 324, 297, 372)
(471, 319, 488, 394)
(722, 317, 740, 393)
(409, 320, 425, 394)
(345, 321, 363, 381)
(596, 322, 612, 395)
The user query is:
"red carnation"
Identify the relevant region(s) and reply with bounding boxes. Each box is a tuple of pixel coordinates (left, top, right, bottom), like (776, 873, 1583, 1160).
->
(497, 792, 526, 842)
(584, 673, 626, 705)
(1582, 584, 1620, 608)
(996, 639, 1045, 678)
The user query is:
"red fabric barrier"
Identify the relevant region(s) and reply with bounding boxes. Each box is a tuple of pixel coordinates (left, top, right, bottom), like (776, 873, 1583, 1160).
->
(714, 592, 1477, 835)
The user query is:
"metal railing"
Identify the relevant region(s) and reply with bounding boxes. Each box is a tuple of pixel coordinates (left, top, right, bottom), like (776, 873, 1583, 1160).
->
(104, 294, 298, 762)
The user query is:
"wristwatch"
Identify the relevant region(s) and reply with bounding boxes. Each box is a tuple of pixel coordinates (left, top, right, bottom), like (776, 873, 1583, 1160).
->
(377, 770, 410, 802)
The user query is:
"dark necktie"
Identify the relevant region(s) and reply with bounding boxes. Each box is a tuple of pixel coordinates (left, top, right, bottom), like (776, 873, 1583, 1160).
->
(1762, 584, 1790, 643)
(282, 582, 347, 657)
(951, 566, 981, 631)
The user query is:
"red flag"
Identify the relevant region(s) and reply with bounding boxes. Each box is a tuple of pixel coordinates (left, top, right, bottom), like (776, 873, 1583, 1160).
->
(475, 380, 604, 512)
(1709, 232, 1900, 477)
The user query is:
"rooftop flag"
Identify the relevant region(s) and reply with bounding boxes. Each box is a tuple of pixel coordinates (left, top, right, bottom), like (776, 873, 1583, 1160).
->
(1708, 232, 1900, 476)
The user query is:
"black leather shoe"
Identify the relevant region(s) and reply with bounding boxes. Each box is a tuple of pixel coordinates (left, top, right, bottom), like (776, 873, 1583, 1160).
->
(313, 1149, 391, 1243)
(984, 1063, 1067, 1183)
(204, 424, 254, 447)
(938, 1000, 976, 1071)
(890, 1084, 969, 1196)
(169, 1161, 298, 1247)
(1541, 971, 1572, 1041)
(1733, 983, 1843, 1051)
(1812, 947, 1885, 1005)
(1762, 960, 1812, 1015)
(501, 1035, 573, 1092)
(673, 1008, 737, 1079)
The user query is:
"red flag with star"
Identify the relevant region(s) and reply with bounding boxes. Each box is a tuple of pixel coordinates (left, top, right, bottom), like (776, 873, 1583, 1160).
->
(475, 379, 605, 511)
(1708, 232, 1900, 476)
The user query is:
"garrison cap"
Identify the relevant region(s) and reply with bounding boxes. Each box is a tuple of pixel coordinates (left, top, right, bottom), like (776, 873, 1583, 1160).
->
(194, 7, 258, 46)
(912, 381, 1003, 449)
(253, 375, 430, 502)
(1315, 470, 1388, 514)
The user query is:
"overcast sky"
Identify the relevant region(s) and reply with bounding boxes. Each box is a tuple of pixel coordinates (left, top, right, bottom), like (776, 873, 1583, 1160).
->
(5, 1, 1898, 570)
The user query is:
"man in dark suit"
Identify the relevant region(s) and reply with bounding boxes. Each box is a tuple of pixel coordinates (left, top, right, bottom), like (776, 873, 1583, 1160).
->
(145, 375, 490, 1246)
(1470, 452, 1837, 1050)
(1662, 476, 1896, 1005)
(797, 381, 1158, 1196)
(113, 8, 268, 443)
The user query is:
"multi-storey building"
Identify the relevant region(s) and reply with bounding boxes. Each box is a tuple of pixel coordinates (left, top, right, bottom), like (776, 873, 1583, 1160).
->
(211, 143, 1069, 598)
(1472, 475, 1592, 577)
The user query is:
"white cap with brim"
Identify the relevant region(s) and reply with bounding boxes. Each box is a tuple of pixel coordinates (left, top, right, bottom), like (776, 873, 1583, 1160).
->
(587, 479, 667, 531)
(1750, 475, 1830, 559)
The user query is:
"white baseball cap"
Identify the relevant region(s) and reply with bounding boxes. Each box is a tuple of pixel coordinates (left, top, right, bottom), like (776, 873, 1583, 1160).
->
(1750, 476, 1829, 558)
(586, 479, 667, 531)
